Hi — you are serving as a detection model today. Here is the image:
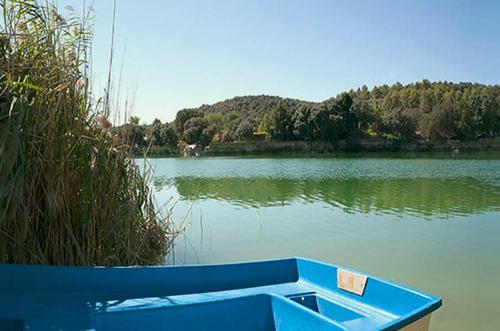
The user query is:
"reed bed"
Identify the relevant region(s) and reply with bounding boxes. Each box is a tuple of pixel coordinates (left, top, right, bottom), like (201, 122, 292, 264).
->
(0, 0, 178, 265)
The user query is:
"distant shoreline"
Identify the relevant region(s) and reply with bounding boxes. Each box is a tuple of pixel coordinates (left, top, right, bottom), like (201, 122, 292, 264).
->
(140, 137, 500, 157)
(203, 137, 500, 156)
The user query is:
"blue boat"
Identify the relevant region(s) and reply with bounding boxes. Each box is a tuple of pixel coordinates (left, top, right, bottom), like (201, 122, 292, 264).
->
(0, 257, 441, 331)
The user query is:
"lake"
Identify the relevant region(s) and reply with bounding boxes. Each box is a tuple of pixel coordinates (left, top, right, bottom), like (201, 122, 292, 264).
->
(150, 153, 500, 331)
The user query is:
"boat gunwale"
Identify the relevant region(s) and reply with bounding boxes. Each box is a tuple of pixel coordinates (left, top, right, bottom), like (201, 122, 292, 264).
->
(0, 257, 442, 330)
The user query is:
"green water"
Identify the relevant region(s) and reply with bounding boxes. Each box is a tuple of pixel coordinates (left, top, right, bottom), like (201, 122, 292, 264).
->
(151, 153, 500, 331)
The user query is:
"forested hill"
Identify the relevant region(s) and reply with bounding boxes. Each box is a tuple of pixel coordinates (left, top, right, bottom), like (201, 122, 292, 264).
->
(116, 80, 500, 154)
(195, 95, 314, 117)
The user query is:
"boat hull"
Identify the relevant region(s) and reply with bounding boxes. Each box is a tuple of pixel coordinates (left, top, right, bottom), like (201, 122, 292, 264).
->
(0, 257, 441, 330)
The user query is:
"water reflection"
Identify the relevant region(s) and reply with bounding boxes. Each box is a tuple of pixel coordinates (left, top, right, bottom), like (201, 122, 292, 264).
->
(156, 176, 500, 218)
(150, 157, 500, 331)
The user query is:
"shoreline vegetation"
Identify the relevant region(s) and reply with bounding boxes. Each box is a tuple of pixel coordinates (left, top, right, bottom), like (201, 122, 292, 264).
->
(0, 1, 177, 265)
(202, 137, 500, 156)
(117, 81, 500, 157)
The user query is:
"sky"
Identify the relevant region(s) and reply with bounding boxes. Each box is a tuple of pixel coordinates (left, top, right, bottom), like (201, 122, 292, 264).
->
(59, 0, 500, 123)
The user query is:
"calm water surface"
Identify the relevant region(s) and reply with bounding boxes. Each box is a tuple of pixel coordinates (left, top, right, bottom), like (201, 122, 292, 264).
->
(150, 153, 500, 331)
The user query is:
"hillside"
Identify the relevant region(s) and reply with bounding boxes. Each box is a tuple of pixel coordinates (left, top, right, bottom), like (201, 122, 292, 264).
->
(116, 80, 500, 154)
(196, 95, 314, 117)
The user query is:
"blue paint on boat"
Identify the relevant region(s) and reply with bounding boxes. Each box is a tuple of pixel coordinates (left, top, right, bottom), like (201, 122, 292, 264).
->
(0, 257, 441, 330)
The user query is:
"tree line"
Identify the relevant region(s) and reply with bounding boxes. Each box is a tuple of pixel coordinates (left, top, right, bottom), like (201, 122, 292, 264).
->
(115, 80, 500, 154)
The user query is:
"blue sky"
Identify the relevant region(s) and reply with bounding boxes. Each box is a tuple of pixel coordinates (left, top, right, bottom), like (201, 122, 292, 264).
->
(60, 0, 500, 123)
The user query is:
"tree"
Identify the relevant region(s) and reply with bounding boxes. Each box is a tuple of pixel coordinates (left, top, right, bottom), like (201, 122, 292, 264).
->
(183, 117, 209, 144)
(350, 93, 373, 133)
(117, 123, 147, 150)
(119, 81, 500, 152)
(378, 108, 417, 141)
(204, 113, 224, 142)
(309, 103, 344, 142)
(235, 119, 255, 140)
(129, 116, 140, 125)
(478, 90, 500, 137)
(336, 93, 356, 138)
(174, 109, 198, 136)
(268, 103, 293, 141)
(149, 118, 162, 145)
(160, 124, 178, 147)
(220, 113, 243, 142)
(420, 104, 455, 141)
(292, 106, 313, 140)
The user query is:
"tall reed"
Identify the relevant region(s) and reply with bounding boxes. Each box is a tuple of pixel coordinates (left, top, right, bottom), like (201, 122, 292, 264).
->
(0, 0, 177, 265)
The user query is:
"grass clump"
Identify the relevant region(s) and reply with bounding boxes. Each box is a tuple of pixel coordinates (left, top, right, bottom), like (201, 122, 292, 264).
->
(0, 0, 177, 265)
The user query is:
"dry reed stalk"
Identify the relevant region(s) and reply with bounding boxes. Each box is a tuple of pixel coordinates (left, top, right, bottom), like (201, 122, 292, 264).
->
(0, 0, 179, 265)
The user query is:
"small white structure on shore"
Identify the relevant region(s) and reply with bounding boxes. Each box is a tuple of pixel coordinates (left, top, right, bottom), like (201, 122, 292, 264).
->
(183, 144, 202, 157)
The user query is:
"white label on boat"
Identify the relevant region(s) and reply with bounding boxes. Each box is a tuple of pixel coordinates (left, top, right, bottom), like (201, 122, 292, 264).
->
(337, 269, 368, 296)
